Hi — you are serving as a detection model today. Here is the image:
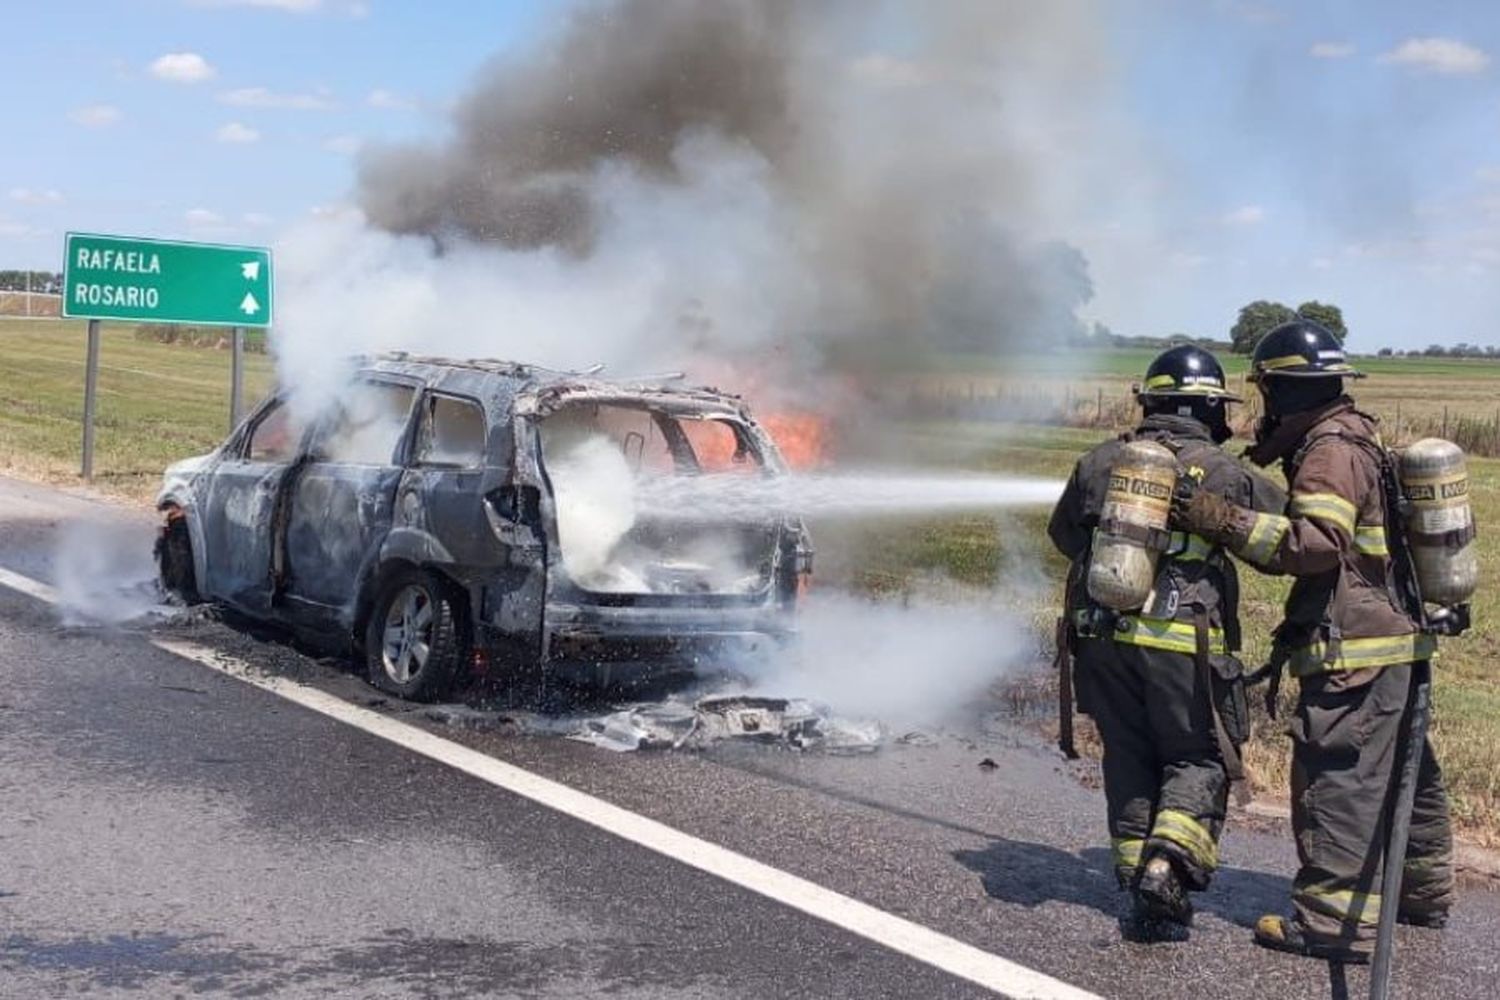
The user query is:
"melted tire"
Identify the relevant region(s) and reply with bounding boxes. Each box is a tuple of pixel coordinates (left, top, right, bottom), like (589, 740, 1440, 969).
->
(156, 516, 201, 604)
(363, 567, 468, 703)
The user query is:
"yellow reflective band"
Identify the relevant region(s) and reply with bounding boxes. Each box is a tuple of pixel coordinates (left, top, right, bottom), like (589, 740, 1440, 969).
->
(1290, 492, 1357, 535)
(1296, 884, 1381, 925)
(1288, 633, 1439, 676)
(1151, 809, 1218, 870)
(1168, 531, 1216, 562)
(1241, 511, 1290, 565)
(1144, 374, 1177, 389)
(1112, 837, 1145, 871)
(1258, 354, 1311, 371)
(1354, 524, 1389, 557)
(1111, 615, 1227, 655)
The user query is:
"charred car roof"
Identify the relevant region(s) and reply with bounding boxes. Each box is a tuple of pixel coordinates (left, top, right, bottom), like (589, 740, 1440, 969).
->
(362, 352, 755, 421)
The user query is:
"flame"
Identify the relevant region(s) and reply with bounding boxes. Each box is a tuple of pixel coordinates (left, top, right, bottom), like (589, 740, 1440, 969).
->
(761, 411, 829, 470)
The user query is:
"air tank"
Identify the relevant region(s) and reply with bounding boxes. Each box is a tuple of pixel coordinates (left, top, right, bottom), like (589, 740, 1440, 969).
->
(1087, 439, 1177, 612)
(1399, 438, 1478, 607)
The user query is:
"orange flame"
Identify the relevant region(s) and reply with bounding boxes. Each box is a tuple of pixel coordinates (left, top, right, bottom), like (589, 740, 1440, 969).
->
(761, 411, 829, 470)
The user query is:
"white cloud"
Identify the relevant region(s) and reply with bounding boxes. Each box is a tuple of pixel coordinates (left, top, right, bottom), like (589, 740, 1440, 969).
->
(242, 212, 276, 227)
(1379, 38, 1489, 75)
(219, 86, 338, 110)
(185, 208, 225, 228)
(1475, 166, 1500, 184)
(1169, 251, 1208, 269)
(367, 88, 418, 111)
(322, 134, 362, 155)
(148, 52, 216, 84)
(9, 188, 64, 205)
(69, 104, 121, 127)
(1310, 42, 1356, 59)
(1222, 204, 1266, 225)
(215, 121, 262, 143)
(1311, 256, 1333, 270)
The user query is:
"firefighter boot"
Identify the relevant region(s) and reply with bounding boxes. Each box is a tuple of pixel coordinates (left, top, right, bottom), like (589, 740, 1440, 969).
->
(1135, 854, 1193, 927)
(1253, 915, 1369, 965)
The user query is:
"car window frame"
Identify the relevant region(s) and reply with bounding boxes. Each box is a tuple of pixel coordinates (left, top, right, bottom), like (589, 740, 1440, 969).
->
(412, 390, 489, 471)
(304, 376, 423, 469)
(236, 395, 303, 465)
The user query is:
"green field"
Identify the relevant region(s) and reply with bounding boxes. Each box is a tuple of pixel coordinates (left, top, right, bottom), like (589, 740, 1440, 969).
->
(1, 322, 1497, 845)
(0, 318, 276, 496)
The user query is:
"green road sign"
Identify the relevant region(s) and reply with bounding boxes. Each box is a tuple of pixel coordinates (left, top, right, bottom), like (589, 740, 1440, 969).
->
(63, 232, 273, 327)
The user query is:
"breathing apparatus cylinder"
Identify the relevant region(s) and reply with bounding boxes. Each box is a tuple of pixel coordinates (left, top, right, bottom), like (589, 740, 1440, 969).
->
(1087, 439, 1177, 611)
(1398, 438, 1478, 607)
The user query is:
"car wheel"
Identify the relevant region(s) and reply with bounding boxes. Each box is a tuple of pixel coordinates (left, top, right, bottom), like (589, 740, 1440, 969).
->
(364, 568, 468, 702)
(156, 514, 201, 604)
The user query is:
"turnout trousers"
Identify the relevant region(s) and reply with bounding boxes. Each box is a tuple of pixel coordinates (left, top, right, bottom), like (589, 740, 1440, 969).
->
(1076, 637, 1229, 890)
(1289, 662, 1455, 950)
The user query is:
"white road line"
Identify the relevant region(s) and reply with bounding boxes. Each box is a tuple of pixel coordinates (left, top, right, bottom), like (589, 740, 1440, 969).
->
(0, 566, 57, 603)
(1, 569, 1100, 1000)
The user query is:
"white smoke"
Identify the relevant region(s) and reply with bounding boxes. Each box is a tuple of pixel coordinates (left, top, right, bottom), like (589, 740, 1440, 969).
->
(54, 519, 164, 627)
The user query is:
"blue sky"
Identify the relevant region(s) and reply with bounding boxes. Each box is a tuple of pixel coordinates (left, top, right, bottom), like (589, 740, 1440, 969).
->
(5, 1, 1500, 351)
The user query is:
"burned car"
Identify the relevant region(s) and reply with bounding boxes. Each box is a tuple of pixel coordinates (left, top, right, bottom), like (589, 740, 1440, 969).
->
(156, 354, 813, 702)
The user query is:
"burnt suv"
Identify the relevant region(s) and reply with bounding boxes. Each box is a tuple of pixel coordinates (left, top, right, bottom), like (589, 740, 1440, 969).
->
(156, 354, 812, 702)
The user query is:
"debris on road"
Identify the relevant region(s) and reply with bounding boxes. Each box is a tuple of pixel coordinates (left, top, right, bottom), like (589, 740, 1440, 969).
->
(569, 693, 884, 753)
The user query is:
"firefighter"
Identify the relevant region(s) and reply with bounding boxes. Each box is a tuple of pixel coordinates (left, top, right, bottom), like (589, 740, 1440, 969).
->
(1048, 345, 1285, 934)
(1170, 320, 1455, 963)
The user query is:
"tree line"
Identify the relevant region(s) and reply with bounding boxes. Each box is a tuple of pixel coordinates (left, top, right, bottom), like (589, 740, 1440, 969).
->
(0, 271, 63, 293)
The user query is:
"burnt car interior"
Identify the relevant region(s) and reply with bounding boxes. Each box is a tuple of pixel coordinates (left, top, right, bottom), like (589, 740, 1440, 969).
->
(537, 401, 779, 598)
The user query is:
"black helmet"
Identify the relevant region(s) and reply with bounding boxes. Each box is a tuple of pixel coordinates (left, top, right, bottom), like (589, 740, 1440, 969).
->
(1137, 345, 1241, 402)
(1248, 320, 1364, 383)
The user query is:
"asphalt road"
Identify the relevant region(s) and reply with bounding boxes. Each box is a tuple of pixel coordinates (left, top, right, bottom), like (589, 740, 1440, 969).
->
(0, 475, 1496, 999)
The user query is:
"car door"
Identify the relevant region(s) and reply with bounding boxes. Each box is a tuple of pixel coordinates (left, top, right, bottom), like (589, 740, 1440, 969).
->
(198, 396, 301, 611)
(281, 379, 418, 611)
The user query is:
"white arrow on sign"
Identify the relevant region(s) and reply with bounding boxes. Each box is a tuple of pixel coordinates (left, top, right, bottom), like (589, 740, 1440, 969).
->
(240, 292, 260, 316)
(241, 261, 261, 281)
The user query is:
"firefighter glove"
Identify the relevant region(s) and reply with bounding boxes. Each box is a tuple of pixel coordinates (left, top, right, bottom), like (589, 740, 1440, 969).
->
(1169, 480, 1242, 548)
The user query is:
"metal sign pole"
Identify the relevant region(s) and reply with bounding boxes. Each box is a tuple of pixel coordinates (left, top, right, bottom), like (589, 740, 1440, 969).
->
(230, 325, 245, 431)
(81, 319, 101, 481)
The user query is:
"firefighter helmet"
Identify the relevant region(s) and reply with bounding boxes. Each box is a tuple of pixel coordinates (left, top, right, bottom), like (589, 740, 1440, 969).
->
(1137, 345, 1242, 402)
(1248, 320, 1364, 383)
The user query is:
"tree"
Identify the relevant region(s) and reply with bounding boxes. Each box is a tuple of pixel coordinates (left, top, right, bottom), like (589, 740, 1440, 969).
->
(1229, 300, 1296, 353)
(1296, 300, 1347, 345)
(1377, 347, 1393, 357)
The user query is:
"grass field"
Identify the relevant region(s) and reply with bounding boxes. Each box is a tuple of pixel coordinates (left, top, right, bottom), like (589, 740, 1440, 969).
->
(1, 324, 1497, 844)
(0, 318, 275, 497)
(900, 348, 1500, 448)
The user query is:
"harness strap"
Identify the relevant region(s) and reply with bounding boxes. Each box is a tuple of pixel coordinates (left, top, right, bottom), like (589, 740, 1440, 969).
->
(1194, 605, 1250, 806)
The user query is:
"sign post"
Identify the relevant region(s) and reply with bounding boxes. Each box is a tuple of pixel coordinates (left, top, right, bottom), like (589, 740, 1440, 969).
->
(62, 233, 273, 481)
(81, 320, 101, 481)
(230, 326, 245, 430)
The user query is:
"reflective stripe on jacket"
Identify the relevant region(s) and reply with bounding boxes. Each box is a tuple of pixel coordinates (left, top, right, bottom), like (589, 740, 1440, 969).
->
(1048, 413, 1286, 653)
(1228, 400, 1428, 676)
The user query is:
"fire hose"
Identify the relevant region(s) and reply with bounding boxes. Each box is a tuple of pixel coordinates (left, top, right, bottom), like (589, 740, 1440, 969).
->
(1368, 659, 1433, 1000)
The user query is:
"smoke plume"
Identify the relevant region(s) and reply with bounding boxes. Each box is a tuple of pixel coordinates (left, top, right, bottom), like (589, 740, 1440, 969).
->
(304, 0, 1110, 380)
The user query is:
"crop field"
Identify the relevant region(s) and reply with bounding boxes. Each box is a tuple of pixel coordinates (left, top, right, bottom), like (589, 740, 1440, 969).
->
(1, 326, 1497, 843)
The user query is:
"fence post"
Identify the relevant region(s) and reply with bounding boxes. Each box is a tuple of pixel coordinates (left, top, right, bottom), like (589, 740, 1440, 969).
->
(1443, 406, 1449, 440)
(1097, 386, 1104, 424)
